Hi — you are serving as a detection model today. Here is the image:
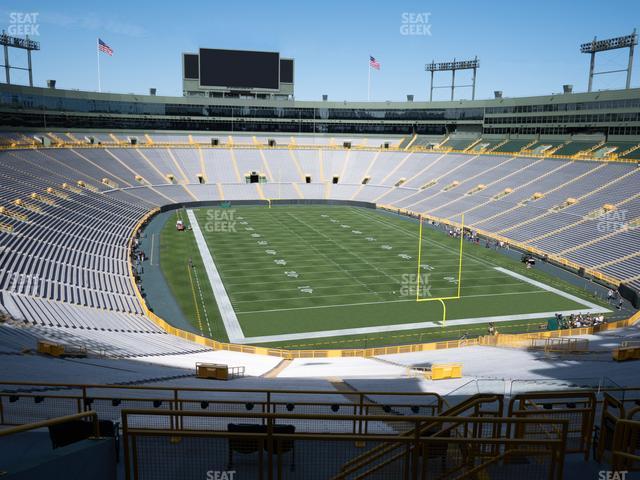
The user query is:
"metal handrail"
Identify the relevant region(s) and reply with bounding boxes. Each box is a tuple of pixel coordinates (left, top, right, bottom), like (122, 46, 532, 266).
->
(0, 380, 444, 429)
(507, 390, 597, 459)
(339, 394, 503, 473)
(121, 408, 569, 480)
(0, 380, 443, 402)
(0, 410, 98, 437)
(611, 419, 640, 472)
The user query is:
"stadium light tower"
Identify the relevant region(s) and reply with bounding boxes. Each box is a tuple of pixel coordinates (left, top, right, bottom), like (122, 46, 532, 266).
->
(581, 29, 637, 92)
(0, 30, 40, 87)
(425, 57, 479, 101)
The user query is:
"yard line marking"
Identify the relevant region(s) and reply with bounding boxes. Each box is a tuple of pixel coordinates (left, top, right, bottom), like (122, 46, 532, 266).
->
(230, 282, 536, 303)
(270, 212, 388, 301)
(186, 209, 245, 342)
(235, 289, 547, 314)
(285, 211, 401, 285)
(218, 262, 484, 273)
(219, 263, 492, 276)
(350, 208, 494, 268)
(225, 277, 526, 291)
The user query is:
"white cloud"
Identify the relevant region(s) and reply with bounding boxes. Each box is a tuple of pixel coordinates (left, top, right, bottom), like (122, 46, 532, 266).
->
(17, 10, 147, 38)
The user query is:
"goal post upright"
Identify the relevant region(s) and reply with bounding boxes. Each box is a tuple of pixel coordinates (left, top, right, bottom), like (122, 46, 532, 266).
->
(415, 213, 465, 326)
(415, 215, 423, 302)
(438, 298, 446, 326)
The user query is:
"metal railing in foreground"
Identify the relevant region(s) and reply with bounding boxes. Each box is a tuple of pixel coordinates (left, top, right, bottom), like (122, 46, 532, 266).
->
(121, 408, 568, 480)
(0, 410, 99, 438)
(0, 380, 442, 430)
(595, 390, 640, 463)
(507, 391, 596, 459)
(339, 393, 504, 477)
(611, 419, 640, 473)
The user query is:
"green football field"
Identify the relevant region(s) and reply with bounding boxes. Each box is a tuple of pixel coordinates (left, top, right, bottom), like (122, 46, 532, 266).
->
(158, 205, 609, 349)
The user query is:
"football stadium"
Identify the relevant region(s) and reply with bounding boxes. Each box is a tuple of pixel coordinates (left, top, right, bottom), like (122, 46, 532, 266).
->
(0, 2, 640, 478)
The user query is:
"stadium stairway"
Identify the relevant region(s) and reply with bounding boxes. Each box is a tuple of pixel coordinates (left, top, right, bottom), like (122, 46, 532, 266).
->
(262, 358, 292, 378)
(334, 393, 504, 478)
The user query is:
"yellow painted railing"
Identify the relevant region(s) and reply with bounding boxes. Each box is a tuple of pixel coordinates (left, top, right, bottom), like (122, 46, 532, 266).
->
(122, 409, 569, 480)
(0, 411, 99, 438)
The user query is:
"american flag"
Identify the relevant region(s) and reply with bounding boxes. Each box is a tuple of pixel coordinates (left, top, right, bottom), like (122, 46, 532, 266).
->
(369, 56, 380, 70)
(98, 38, 113, 56)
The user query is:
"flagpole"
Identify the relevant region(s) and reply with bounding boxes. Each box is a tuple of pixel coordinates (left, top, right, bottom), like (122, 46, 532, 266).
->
(97, 38, 101, 93)
(367, 59, 371, 101)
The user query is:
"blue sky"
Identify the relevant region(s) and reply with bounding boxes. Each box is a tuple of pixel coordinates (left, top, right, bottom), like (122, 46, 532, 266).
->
(1, 0, 638, 101)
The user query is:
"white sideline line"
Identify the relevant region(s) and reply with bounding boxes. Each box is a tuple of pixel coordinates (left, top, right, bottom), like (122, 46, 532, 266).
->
(494, 267, 608, 312)
(186, 209, 245, 342)
(149, 234, 155, 266)
(236, 307, 608, 344)
(234, 267, 611, 344)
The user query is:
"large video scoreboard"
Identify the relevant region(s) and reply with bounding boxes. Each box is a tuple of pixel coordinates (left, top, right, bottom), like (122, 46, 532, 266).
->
(182, 48, 294, 98)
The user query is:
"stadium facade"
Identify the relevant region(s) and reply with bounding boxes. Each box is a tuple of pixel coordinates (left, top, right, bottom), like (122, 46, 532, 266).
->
(1, 83, 640, 138)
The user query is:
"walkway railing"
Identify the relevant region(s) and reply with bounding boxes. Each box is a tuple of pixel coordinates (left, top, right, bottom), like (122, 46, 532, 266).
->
(0, 380, 443, 430)
(121, 409, 569, 480)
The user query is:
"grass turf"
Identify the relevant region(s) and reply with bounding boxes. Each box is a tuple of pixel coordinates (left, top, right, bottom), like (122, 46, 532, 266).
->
(158, 205, 608, 349)
(159, 209, 227, 342)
